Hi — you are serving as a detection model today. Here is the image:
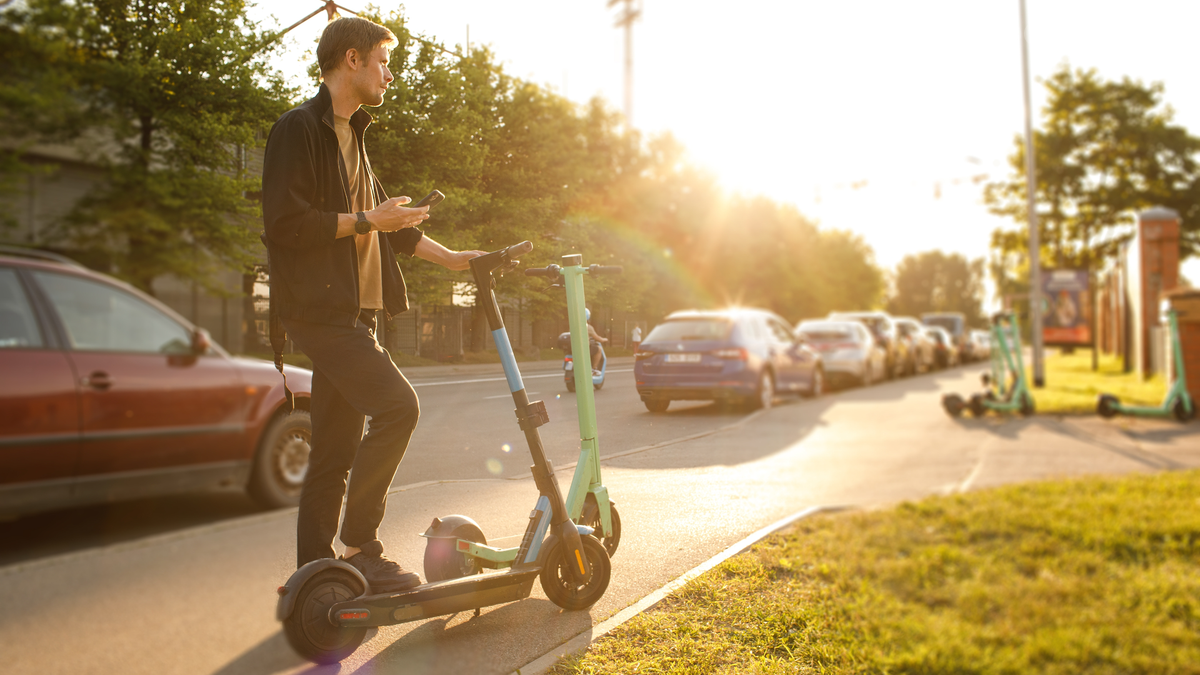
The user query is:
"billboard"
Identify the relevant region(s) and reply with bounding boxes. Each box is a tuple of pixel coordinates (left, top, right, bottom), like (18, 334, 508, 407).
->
(1042, 269, 1092, 346)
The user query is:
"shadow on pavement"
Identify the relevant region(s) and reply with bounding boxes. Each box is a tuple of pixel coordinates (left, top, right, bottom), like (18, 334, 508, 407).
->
(0, 491, 265, 568)
(210, 630, 308, 675)
(943, 414, 1190, 470)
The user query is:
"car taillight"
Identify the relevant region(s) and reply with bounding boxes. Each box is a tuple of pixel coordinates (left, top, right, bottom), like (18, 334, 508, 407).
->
(635, 351, 655, 361)
(712, 348, 748, 360)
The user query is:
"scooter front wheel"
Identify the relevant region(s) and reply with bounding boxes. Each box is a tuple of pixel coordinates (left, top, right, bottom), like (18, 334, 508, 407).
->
(580, 497, 622, 557)
(566, 377, 576, 393)
(540, 535, 611, 611)
(282, 569, 366, 665)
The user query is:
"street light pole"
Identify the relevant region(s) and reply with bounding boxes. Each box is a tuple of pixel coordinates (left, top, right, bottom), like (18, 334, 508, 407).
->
(1019, 0, 1044, 387)
(608, 0, 641, 127)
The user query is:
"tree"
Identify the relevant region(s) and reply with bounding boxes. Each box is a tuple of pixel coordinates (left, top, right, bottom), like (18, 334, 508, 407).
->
(984, 65, 1200, 297)
(1, 0, 293, 294)
(886, 250, 985, 326)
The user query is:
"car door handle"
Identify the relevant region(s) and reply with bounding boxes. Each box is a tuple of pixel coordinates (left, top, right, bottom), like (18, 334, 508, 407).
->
(83, 371, 113, 391)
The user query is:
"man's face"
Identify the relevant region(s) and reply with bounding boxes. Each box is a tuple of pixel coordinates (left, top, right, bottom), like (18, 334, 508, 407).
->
(353, 44, 394, 107)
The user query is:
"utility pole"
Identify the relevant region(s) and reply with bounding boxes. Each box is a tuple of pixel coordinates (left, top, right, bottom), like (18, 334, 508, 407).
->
(1019, 0, 1044, 387)
(608, 0, 641, 127)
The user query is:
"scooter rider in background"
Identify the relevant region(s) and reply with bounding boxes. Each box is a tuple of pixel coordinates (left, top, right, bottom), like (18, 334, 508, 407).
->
(586, 308, 608, 376)
(262, 17, 484, 592)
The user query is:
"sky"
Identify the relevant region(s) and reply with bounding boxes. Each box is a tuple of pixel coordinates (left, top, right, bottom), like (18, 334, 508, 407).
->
(249, 1, 1200, 290)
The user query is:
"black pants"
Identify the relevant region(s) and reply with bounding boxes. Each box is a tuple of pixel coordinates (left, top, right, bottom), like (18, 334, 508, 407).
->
(283, 310, 420, 567)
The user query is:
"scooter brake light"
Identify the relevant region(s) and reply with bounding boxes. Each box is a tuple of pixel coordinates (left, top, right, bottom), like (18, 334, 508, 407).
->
(713, 348, 748, 360)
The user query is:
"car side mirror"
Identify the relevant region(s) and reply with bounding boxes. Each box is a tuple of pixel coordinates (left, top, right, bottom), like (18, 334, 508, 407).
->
(192, 327, 212, 355)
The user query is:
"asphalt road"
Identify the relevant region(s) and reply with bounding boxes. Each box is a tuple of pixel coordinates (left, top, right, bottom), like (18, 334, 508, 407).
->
(2, 358, 1198, 675)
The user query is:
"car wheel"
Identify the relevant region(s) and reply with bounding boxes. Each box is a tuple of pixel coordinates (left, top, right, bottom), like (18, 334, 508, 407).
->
(807, 367, 824, 398)
(644, 398, 670, 413)
(754, 370, 775, 410)
(248, 409, 311, 510)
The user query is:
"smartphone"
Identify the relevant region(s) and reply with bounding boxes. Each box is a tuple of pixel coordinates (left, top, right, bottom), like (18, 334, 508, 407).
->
(412, 189, 445, 210)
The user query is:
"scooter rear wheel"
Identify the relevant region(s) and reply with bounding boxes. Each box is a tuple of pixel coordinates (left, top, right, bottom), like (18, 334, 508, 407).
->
(968, 394, 986, 418)
(1097, 394, 1120, 419)
(540, 535, 611, 611)
(580, 497, 622, 557)
(1018, 392, 1036, 417)
(1174, 397, 1196, 423)
(282, 569, 366, 665)
(942, 393, 965, 418)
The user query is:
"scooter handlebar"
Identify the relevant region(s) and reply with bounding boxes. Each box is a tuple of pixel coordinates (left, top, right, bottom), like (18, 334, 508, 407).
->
(588, 265, 623, 275)
(524, 266, 561, 278)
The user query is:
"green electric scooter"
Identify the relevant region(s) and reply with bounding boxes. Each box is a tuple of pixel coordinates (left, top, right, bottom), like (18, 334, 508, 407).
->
(525, 254, 623, 556)
(943, 312, 1035, 418)
(1097, 309, 1195, 422)
(278, 242, 613, 665)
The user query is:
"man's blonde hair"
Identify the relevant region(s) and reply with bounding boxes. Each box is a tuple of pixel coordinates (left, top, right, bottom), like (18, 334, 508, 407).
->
(317, 16, 398, 76)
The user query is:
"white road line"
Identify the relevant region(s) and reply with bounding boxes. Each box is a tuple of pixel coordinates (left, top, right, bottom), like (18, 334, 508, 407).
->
(411, 368, 633, 388)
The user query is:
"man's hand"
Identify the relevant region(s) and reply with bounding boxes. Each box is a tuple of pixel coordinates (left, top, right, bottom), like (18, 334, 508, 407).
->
(441, 249, 488, 271)
(368, 196, 429, 232)
(414, 236, 486, 270)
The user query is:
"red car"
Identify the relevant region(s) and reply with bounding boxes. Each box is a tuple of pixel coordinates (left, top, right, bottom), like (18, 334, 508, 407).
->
(0, 247, 312, 519)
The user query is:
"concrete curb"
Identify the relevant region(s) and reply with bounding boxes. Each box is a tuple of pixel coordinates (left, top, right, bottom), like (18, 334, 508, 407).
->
(512, 504, 847, 675)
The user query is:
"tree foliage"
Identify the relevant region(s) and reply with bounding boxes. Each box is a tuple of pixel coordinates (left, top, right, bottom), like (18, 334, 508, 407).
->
(886, 250, 984, 326)
(3, 3, 885, 336)
(984, 65, 1200, 299)
(1, 0, 294, 294)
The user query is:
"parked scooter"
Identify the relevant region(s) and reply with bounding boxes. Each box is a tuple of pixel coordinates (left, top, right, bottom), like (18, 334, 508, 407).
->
(1097, 309, 1194, 422)
(942, 311, 1035, 418)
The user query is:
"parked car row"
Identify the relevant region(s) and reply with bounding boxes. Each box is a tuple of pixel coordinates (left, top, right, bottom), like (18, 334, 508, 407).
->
(631, 307, 992, 413)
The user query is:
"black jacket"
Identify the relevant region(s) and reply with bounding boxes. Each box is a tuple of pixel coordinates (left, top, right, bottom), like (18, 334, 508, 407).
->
(262, 84, 422, 326)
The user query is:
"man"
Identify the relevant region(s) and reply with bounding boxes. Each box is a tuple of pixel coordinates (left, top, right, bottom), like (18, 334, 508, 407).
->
(262, 16, 484, 592)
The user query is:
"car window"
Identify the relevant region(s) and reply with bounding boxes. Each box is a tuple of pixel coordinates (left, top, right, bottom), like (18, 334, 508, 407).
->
(33, 271, 192, 355)
(644, 319, 733, 342)
(799, 323, 854, 342)
(767, 319, 795, 344)
(0, 267, 44, 349)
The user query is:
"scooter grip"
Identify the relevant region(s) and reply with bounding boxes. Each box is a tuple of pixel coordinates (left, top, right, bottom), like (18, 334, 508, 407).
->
(506, 240, 534, 257)
(524, 267, 560, 277)
(588, 265, 623, 275)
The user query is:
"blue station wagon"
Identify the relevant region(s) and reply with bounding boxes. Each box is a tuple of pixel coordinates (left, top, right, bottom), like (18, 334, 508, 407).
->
(633, 309, 824, 413)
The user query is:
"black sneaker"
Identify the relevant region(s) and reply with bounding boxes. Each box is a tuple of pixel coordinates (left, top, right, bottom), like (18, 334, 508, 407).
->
(343, 549, 421, 593)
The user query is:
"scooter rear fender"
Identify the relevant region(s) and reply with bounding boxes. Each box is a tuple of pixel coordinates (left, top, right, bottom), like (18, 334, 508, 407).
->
(276, 558, 369, 621)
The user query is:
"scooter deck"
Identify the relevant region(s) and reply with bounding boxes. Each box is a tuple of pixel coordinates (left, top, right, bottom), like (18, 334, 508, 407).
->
(328, 568, 541, 627)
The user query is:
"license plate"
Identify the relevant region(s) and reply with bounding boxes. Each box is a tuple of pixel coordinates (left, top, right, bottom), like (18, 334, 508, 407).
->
(665, 353, 702, 363)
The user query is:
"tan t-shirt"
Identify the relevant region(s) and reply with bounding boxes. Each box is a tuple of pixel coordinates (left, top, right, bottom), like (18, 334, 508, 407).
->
(334, 114, 383, 311)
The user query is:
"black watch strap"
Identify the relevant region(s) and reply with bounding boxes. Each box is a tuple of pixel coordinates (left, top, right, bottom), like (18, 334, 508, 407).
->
(354, 211, 372, 235)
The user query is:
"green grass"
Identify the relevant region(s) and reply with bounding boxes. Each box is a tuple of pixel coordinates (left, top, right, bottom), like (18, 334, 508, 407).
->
(1031, 349, 1166, 414)
(554, 471, 1200, 674)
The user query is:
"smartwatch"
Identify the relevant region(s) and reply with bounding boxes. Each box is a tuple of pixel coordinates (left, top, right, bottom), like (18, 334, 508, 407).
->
(354, 211, 373, 235)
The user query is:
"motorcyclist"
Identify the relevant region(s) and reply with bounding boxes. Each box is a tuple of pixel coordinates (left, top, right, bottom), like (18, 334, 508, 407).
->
(586, 308, 608, 376)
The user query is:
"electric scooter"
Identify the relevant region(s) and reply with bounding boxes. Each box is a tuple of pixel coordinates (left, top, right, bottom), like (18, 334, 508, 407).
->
(557, 327, 607, 392)
(527, 255, 624, 556)
(1097, 309, 1195, 422)
(276, 242, 612, 665)
(943, 311, 1035, 418)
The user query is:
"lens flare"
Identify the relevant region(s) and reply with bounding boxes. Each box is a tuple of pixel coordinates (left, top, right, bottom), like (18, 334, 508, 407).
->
(485, 459, 503, 475)
(501, 443, 512, 453)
